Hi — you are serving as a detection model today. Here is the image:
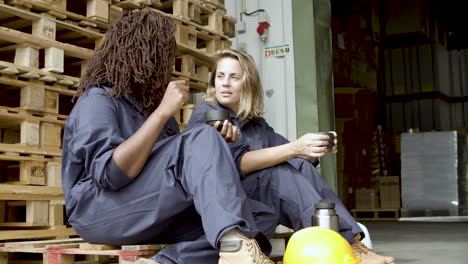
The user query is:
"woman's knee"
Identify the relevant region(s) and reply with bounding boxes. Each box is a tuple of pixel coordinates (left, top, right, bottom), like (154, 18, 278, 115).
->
(185, 125, 226, 145)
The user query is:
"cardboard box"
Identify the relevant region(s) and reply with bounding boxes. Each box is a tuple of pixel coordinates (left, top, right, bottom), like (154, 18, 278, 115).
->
(379, 176, 401, 209)
(355, 188, 379, 209)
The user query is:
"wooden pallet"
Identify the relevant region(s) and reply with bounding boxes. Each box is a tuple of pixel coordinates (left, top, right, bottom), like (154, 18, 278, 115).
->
(0, 60, 80, 90)
(113, 0, 235, 38)
(3, 0, 112, 30)
(0, 237, 284, 263)
(351, 208, 400, 220)
(0, 181, 67, 233)
(0, 105, 66, 149)
(0, 80, 75, 115)
(0, 57, 78, 115)
(158, 0, 235, 37)
(175, 20, 231, 55)
(111, 0, 161, 10)
(175, 54, 210, 83)
(0, 13, 95, 78)
(0, 154, 61, 186)
(0, 3, 105, 46)
(401, 208, 459, 217)
(0, 227, 76, 243)
(0, 238, 168, 264)
(171, 71, 207, 92)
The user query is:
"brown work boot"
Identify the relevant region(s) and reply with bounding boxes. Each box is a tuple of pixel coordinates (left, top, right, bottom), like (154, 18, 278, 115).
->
(135, 258, 161, 264)
(352, 234, 396, 264)
(219, 230, 274, 264)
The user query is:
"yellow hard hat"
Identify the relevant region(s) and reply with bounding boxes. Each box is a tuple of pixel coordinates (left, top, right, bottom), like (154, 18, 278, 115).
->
(283, 226, 361, 264)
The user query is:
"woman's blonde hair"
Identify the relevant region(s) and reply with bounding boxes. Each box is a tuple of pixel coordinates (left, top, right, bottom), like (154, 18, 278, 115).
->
(203, 49, 264, 120)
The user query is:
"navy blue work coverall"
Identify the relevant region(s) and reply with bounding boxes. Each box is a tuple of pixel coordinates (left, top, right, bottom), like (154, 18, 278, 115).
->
(186, 102, 364, 243)
(61, 84, 271, 264)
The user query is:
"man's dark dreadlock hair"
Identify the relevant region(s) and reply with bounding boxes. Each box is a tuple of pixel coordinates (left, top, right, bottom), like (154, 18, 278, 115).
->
(77, 9, 177, 115)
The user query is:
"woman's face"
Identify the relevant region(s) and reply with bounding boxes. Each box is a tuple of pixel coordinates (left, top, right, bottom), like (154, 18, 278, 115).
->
(214, 57, 244, 113)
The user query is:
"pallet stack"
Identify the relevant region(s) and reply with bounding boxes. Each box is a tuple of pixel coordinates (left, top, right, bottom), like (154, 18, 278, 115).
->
(0, 0, 102, 242)
(0, 0, 235, 250)
(0, 237, 285, 263)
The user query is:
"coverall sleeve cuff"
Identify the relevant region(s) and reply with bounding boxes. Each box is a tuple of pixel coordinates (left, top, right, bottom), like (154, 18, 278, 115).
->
(107, 158, 135, 190)
(235, 151, 248, 178)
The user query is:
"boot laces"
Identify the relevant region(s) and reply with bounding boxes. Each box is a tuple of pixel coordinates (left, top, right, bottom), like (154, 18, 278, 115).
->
(246, 239, 274, 264)
(352, 234, 375, 256)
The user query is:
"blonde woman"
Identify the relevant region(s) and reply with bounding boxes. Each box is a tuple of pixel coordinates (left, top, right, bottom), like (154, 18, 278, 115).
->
(187, 49, 396, 264)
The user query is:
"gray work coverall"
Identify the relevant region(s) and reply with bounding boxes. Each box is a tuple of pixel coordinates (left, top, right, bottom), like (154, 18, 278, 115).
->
(186, 102, 364, 243)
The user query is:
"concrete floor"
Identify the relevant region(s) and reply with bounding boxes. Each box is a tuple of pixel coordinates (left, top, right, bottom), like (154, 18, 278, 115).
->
(362, 219, 468, 264)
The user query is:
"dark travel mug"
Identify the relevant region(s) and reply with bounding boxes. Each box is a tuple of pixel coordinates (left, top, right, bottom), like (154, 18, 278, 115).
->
(205, 110, 231, 131)
(320, 132, 336, 150)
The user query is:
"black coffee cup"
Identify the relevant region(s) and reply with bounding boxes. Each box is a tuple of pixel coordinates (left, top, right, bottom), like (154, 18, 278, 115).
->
(205, 110, 231, 130)
(320, 132, 335, 150)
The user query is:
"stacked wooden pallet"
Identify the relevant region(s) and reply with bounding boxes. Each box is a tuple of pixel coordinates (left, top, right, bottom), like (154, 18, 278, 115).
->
(0, 0, 235, 244)
(0, 237, 169, 263)
(0, 0, 101, 242)
(0, 237, 286, 264)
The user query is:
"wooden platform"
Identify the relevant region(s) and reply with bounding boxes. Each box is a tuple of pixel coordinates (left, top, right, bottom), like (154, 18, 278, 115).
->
(401, 208, 460, 217)
(2, 0, 112, 30)
(0, 183, 67, 234)
(0, 105, 66, 151)
(0, 238, 166, 263)
(0, 237, 285, 263)
(351, 208, 400, 220)
(113, 0, 235, 38)
(0, 2, 105, 42)
(175, 20, 231, 55)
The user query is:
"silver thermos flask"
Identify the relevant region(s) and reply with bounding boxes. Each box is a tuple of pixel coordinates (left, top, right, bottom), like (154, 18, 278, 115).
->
(312, 199, 339, 232)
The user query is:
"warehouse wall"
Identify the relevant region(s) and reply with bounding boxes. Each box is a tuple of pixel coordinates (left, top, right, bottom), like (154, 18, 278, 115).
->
(224, 0, 298, 140)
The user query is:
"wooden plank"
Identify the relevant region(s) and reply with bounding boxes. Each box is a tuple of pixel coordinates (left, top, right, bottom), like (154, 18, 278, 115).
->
(5, 0, 110, 30)
(79, 243, 119, 251)
(0, 105, 67, 125)
(171, 72, 207, 92)
(0, 227, 76, 241)
(0, 143, 62, 156)
(0, 27, 94, 60)
(0, 184, 63, 196)
(0, 153, 59, 162)
(4, 238, 83, 249)
(143, 6, 230, 40)
(0, 246, 46, 253)
(121, 244, 169, 251)
(0, 76, 77, 97)
(176, 43, 213, 64)
(0, 222, 47, 227)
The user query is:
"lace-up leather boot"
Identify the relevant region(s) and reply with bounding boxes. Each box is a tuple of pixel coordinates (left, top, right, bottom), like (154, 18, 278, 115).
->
(219, 230, 274, 264)
(352, 234, 396, 264)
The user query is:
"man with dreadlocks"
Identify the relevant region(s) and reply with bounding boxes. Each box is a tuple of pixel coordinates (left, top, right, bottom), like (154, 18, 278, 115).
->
(61, 9, 274, 264)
